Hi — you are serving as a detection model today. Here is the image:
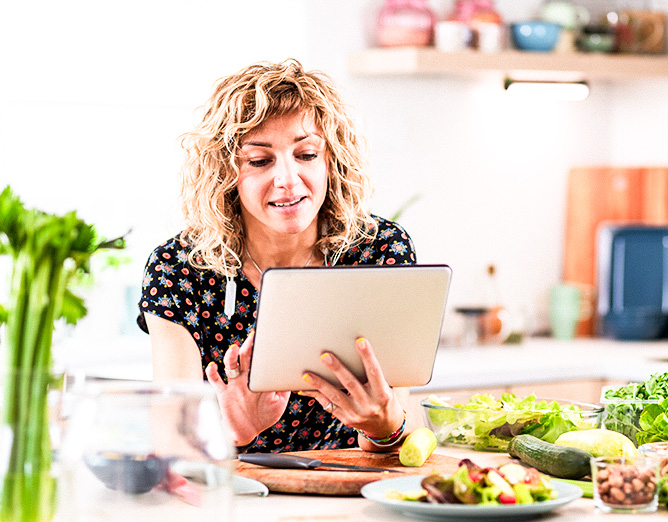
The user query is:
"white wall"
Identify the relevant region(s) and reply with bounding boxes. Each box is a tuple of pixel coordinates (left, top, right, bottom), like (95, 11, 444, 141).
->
(2, 1, 668, 370)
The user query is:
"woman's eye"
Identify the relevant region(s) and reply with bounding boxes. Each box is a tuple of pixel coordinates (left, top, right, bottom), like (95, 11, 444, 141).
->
(298, 153, 318, 161)
(248, 158, 271, 167)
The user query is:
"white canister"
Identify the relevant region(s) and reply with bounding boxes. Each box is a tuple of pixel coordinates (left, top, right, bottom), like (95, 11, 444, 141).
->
(435, 20, 470, 52)
(477, 22, 503, 52)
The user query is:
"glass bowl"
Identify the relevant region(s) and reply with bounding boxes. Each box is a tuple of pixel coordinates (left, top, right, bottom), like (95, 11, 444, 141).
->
(421, 392, 603, 452)
(600, 385, 661, 447)
(57, 380, 236, 521)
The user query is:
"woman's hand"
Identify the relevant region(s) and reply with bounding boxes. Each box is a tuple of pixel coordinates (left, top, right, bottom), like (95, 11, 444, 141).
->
(300, 337, 407, 451)
(205, 330, 290, 447)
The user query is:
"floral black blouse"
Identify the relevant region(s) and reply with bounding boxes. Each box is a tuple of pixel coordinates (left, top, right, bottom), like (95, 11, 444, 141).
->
(137, 216, 416, 453)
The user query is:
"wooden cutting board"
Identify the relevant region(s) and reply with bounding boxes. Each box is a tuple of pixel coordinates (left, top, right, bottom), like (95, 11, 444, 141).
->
(235, 449, 462, 496)
(564, 166, 668, 335)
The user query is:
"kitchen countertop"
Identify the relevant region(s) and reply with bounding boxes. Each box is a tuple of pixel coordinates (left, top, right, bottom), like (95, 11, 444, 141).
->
(57, 335, 668, 391)
(232, 446, 667, 521)
(415, 337, 668, 393)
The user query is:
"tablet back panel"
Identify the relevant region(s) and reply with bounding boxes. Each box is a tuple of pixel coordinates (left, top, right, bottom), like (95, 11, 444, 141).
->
(248, 264, 452, 392)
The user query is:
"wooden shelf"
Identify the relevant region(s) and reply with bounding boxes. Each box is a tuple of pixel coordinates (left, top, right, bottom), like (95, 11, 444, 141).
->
(349, 47, 668, 82)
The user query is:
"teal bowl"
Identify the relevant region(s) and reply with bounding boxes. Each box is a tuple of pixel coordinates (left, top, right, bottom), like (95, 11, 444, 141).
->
(510, 21, 561, 52)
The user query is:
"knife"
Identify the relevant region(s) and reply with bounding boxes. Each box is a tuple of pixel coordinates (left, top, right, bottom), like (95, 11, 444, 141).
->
(238, 453, 403, 473)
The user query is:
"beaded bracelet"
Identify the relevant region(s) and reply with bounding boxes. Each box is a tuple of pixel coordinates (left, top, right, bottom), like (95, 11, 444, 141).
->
(357, 411, 407, 447)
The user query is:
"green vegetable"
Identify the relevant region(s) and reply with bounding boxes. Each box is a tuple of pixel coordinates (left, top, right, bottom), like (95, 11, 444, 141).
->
(659, 475, 668, 507)
(427, 393, 596, 451)
(508, 434, 592, 479)
(603, 373, 668, 446)
(399, 427, 437, 467)
(637, 397, 668, 445)
(0, 186, 125, 521)
(555, 429, 637, 458)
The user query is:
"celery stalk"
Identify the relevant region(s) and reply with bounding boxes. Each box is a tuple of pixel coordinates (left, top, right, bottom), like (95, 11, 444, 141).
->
(0, 185, 125, 521)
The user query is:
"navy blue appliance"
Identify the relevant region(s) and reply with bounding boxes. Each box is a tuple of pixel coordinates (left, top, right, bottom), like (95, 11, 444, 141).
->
(597, 224, 668, 340)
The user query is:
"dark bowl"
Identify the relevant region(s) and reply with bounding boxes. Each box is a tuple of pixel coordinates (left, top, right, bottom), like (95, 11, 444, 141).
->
(601, 309, 668, 340)
(84, 453, 170, 494)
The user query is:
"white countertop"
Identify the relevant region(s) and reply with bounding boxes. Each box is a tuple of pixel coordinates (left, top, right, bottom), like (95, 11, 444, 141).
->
(415, 337, 668, 393)
(56, 334, 668, 393)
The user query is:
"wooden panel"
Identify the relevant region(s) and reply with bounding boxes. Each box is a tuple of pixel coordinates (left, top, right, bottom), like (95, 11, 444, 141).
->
(348, 47, 668, 80)
(643, 167, 668, 223)
(563, 166, 668, 336)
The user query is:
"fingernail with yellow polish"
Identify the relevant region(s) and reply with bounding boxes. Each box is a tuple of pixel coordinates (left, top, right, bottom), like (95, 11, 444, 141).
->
(320, 352, 332, 364)
(302, 373, 312, 383)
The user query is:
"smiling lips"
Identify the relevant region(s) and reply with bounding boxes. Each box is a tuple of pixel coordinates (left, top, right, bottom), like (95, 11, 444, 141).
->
(269, 196, 306, 208)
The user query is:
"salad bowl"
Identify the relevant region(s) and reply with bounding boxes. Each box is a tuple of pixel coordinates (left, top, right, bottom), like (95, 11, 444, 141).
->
(422, 392, 603, 452)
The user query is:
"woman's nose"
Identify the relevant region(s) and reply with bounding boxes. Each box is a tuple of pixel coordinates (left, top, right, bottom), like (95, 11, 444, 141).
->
(273, 157, 300, 188)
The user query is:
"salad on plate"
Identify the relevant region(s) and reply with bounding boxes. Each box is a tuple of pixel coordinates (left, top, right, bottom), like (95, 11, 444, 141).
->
(386, 459, 556, 506)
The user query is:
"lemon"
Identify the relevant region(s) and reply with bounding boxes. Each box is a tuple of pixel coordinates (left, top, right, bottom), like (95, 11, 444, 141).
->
(555, 429, 637, 458)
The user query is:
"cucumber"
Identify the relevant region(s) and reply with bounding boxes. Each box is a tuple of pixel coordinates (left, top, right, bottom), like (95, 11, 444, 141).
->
(399, 428, 437, 467)
(508, 434, 592, 479)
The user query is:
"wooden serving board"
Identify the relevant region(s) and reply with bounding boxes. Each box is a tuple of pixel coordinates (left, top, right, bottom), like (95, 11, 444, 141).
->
(564, 166, 668, 335)
(234, 449, 461, 496)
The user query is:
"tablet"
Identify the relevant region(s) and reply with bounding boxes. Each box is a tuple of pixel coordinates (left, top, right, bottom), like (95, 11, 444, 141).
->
(248, 264, 452, 392)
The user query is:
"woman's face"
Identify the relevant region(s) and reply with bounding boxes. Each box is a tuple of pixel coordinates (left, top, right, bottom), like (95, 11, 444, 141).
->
(237, 111, 328, 241)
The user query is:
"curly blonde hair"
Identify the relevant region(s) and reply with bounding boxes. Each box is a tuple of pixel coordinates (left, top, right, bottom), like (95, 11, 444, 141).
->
(179, 59, 377, 278)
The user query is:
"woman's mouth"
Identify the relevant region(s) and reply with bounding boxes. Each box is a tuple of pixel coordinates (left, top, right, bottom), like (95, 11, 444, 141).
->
(269, 196, 306, 208)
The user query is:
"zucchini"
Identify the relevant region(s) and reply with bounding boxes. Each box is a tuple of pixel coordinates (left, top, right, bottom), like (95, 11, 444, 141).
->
(508, 434, 592, 479)
(399, 428, 437, 467)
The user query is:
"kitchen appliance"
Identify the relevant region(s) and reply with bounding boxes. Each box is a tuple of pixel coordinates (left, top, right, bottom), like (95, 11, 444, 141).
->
(597, 224, 668, 340)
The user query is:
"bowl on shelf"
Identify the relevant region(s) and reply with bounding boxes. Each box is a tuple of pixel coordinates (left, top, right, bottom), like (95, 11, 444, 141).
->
(510, 21, 562, 52)
(422, 392, 603, 452)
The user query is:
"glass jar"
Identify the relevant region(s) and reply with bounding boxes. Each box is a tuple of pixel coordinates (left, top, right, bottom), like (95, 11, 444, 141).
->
(376, 0, 435, 47)
(447, 0, 503, 49)
(591, 456, 659, 513)
(56, 381, 236, 521)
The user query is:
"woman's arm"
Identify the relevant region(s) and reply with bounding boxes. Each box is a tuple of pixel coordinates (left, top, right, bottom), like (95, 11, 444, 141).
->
(144, 313, 202, 382)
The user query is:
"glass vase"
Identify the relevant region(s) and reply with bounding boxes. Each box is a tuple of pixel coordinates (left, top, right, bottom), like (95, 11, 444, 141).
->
(0, 371, 64, 522)
(55, 380, 236, 521)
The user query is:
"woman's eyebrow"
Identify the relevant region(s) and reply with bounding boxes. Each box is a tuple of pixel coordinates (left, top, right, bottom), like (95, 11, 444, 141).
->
(241, 134, 323, 148)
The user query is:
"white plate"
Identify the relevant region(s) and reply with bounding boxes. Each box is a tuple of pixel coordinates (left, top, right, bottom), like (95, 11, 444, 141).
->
(361, 476, 582, 521)
(233, 475, 269, 496)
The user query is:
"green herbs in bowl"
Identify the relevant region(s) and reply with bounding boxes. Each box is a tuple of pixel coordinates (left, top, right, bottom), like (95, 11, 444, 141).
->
(601, 373, 668, 446)
(422, 393, 603, 452)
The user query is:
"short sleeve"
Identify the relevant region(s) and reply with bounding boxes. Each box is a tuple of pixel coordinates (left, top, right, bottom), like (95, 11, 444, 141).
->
(344, 216, 417, 266)
(137, 237, 202, 339)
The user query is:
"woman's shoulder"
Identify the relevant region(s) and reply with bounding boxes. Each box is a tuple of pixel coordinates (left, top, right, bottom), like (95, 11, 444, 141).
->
(371, 215, 413, 242)
(144, 233, 193, 270)
(337, 215, 416, 265)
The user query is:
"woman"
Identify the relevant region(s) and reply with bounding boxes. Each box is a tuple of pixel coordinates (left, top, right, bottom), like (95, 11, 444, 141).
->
(138, 59, 417, 454)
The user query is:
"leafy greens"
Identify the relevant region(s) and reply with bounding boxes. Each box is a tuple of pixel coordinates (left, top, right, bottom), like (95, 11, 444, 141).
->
(427, 393, 596, 451)
(603, 373, 668, 446)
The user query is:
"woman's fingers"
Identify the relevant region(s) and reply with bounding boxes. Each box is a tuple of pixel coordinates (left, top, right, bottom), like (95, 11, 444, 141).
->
(319, 351, 367, 397)
(238, 330, 255, 368)
(205, 362, 226, 392)
(223, 344, 241, 376)
(301, 371, 350, 415)
(354, 337, 389, 391)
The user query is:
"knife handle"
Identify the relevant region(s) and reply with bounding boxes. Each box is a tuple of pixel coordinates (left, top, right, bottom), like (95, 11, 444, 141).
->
(238, 453, 322, 469)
